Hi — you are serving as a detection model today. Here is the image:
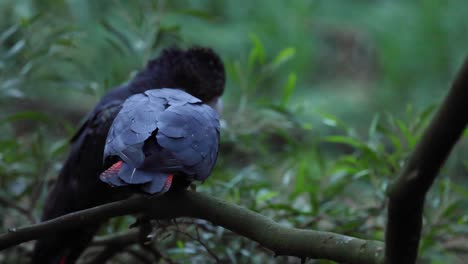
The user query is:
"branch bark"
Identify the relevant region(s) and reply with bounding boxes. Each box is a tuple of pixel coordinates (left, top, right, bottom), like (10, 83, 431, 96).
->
(0, 191, 384, 264)
(385, 57, 468, 264)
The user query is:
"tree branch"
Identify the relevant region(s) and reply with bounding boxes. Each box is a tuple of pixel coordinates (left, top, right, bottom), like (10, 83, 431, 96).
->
(0, 191, 384, 264)
(0, 195, 144, 249)
(385, 57, 468, 264)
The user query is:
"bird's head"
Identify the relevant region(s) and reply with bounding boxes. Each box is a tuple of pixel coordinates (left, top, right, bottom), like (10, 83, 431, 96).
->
(131, 46, 225, 113)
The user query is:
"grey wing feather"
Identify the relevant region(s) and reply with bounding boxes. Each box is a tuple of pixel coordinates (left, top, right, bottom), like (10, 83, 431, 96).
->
(103, 88, 219, 189)
(155, 103, 220, 180)
(146, 88, 201, 105)
(100, 172, 127, 187)
(104, 93, 165, 167)
(140, 172, 170, 193)
(118, 163, 153, 184)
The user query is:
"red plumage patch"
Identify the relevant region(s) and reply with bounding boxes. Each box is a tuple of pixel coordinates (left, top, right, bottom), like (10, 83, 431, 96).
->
(100, 161, 173, 193)
(100, 161, 123, 180)
(162, 174, 173, 193)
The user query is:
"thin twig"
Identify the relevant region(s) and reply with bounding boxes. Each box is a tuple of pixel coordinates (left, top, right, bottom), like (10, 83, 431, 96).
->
(0, 194, 36, 223)
(173, 224, 220, 263)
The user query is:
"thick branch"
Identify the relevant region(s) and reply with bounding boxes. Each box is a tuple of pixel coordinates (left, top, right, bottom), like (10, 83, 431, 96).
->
(0, 191, 384, 264)
(385, 57, 468, 264)
(0, 195, 145, 249)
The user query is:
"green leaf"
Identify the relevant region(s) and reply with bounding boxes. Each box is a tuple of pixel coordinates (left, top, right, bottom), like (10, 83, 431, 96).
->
(414, 104, 437, 131)
(49, 139, 69, 157)
(324, 135, 379, 162)
(176, 240, 184, 249)
(271, 47, 296, 70)
(294, 159, 309, 194)
(159, 24, 181, 33)
(19, 13, 43, 27)
(442, 200, 461, 218)
(55, 38, 77, 48)
(256, 190, 279, 203)
(280, 72, 297, 107)
(353, 169, 370, 179)
(2, 111, 49, 123)
(176, 9, 217, 21)
(101, 20, 133, 54)
(323, 136, 364, 149)
(396, 120, 416, 148)
(0, 24, 19, 44)
(4, 40, 25, 58)
(368, 113, 380, 139)
(248, 33, 265, 69)
(317, 112, 349, 131)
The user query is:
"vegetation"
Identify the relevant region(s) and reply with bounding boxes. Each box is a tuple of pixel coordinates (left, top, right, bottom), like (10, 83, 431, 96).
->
(1, 0, 468, 263)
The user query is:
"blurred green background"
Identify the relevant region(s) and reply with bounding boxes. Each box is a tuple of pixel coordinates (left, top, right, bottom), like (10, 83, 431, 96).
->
(1, 0, 468, 263)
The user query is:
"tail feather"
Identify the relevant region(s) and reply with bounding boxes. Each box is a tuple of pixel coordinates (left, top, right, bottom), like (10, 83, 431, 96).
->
(141, 173, 173, 194)
(118, 163, 153, 184)
(99, 161, 127, 186)
(100, 161, 174, 194)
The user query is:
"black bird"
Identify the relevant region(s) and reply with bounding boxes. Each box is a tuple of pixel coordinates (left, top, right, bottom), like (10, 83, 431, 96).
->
(32, 47, 225, 264)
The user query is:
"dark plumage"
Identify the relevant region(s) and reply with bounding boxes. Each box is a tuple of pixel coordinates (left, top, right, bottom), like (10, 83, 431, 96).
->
(100, 88, 220, 194)
(32, 47, 225, 264)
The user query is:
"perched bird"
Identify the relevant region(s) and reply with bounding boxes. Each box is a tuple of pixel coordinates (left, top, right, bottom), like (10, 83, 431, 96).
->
(32, 47, 225, 264)
(99, 88, 220, 194)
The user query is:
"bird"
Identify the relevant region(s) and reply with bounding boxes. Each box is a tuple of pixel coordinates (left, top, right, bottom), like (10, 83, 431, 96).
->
(32, 46, 226, 264)
(99, 88, 220, 194)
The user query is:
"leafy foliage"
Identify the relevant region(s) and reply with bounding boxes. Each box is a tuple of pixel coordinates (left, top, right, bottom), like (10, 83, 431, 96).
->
(1, 0, 468, 263)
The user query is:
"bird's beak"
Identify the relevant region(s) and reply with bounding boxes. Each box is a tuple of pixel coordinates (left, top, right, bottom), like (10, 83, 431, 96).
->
(208, 97, 223, 114)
